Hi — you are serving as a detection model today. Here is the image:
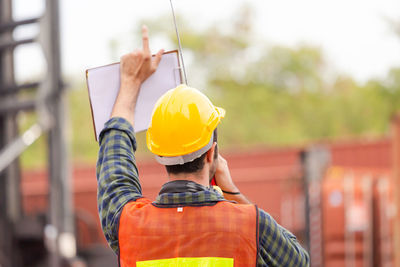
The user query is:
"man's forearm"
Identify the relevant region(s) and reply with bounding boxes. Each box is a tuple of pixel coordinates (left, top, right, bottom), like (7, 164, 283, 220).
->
(111, 78, 141, 127)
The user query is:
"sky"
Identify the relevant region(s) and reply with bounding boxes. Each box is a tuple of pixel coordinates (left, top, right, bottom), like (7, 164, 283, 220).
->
(11, 0, 400, 84)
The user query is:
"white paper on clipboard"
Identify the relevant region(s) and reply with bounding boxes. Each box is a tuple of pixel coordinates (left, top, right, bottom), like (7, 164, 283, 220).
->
(86, 50, 182, 141)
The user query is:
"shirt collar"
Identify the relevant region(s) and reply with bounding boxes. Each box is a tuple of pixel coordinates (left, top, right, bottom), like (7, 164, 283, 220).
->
(154, 180, 225, 206)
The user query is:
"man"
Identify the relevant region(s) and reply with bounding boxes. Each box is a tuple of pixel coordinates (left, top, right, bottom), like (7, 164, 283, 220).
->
(97, 25, 309, 266)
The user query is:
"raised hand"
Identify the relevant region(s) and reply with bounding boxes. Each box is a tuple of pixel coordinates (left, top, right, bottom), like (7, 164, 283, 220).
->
(111, 25, 164, 126)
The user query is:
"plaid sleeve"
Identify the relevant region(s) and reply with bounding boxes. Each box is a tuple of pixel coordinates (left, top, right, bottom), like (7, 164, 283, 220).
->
(96, 117, 143, 254)
(257, 209, 310, 267)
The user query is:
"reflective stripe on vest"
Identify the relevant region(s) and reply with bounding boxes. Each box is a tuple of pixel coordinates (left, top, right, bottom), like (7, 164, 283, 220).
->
(137, 257, 233, 266)
(118, 198, 258, 267)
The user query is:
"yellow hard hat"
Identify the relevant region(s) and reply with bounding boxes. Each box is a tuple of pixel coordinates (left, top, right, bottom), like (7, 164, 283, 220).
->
(146, 84, 225, 163)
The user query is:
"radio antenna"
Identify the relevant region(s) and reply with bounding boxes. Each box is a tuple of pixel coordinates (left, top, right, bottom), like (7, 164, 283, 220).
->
(169, 0, 188, 85)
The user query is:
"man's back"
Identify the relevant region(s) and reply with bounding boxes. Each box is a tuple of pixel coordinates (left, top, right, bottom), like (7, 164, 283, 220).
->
(119, 198, 257, 266)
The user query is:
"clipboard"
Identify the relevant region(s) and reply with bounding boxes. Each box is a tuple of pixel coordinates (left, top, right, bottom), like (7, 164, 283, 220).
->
(86, 50, 182, 141)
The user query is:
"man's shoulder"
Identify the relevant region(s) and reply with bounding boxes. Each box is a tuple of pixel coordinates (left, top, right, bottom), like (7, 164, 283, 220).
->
(123, 197, 152, 210)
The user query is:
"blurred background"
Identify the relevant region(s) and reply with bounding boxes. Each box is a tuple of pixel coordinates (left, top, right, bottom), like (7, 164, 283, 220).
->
(1, 0, 400, 266)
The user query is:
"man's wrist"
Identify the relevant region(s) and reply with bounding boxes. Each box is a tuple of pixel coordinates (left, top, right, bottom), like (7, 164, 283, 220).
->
(221, 189, 241, 195)
(118, 78, 141, 108)
(111, 78, 142, 126)
(221, 185, 240, 193)
(216, 180, 240, 194)
(120, 77, 141, 93)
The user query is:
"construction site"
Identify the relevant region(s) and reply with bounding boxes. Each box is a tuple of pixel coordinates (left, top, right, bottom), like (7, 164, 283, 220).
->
(1, 0, 400, 266)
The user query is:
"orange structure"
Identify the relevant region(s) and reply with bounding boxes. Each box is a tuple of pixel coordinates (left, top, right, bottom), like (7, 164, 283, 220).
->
(322, 168, 395, 267)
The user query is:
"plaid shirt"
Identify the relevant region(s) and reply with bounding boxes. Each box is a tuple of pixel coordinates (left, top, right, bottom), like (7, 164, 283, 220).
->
(96, 117, 309, 267)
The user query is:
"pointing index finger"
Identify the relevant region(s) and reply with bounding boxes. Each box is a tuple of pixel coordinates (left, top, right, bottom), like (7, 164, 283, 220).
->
(142, 25, 150, 53)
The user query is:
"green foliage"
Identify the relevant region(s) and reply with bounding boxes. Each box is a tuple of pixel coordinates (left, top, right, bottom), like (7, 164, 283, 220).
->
(68, 86, 152, 165)
(211, 64, 400, 147)
(19, 113, 47, 169)
(68, 86, 100, 164)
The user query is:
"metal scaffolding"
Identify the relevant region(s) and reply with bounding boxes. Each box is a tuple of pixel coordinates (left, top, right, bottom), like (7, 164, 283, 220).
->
(0, 0, 75, 266)
(301, 146, 331, 267)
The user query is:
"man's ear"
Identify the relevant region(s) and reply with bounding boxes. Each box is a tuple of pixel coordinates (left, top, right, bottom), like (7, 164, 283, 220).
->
(206, 142, 217, 163)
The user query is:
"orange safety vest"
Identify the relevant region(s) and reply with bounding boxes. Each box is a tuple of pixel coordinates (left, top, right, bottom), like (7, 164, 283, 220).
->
(118, 198, 258, 266)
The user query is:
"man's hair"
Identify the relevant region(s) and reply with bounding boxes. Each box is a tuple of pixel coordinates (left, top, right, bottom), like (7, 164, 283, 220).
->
(165, 129, 218, 174)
